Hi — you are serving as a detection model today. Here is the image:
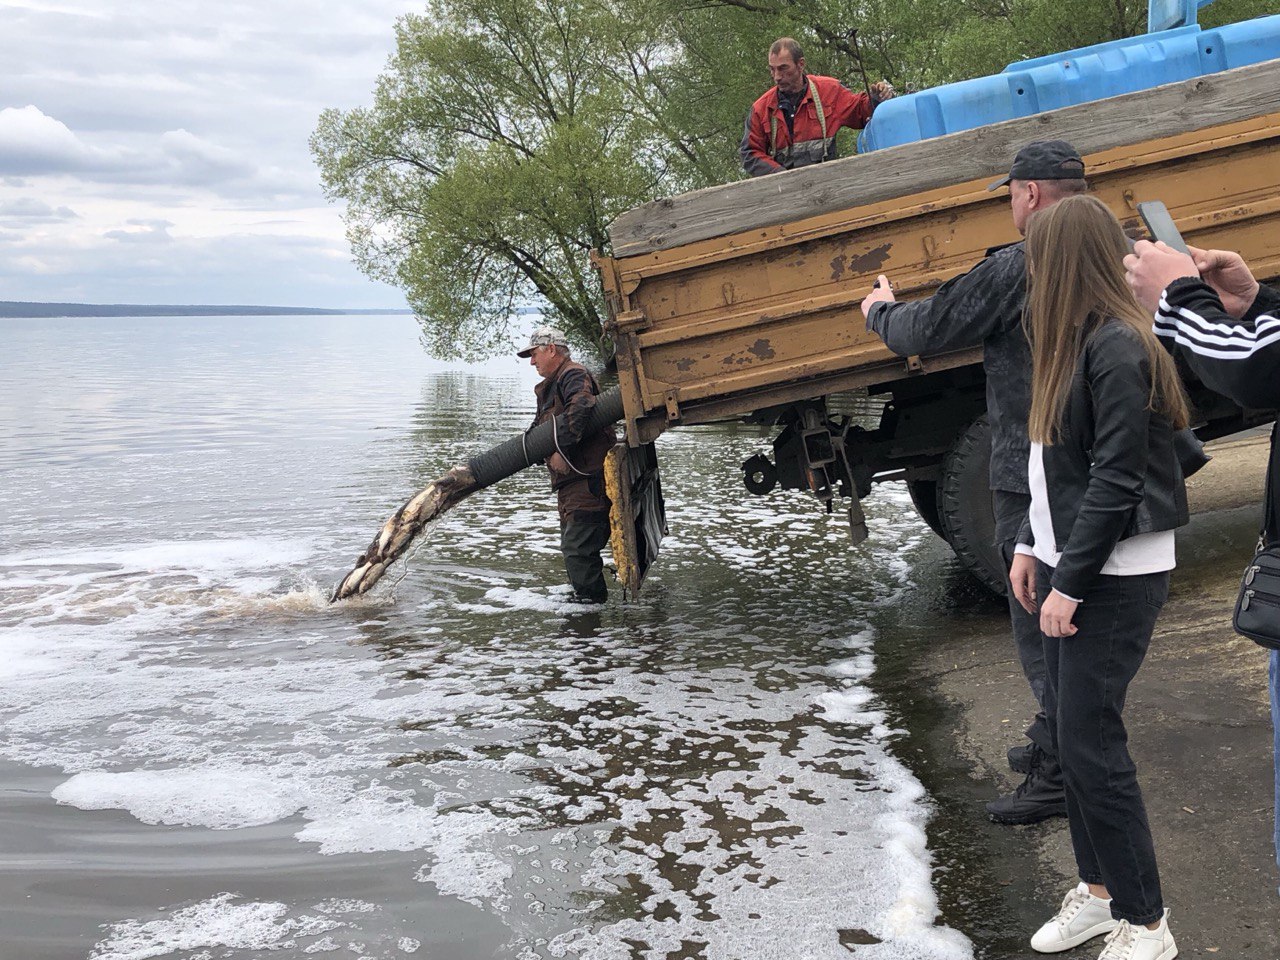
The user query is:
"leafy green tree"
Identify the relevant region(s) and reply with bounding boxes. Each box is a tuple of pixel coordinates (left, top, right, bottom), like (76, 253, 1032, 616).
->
(314, 0, 1273, 361)
(312, 0, 729, 359)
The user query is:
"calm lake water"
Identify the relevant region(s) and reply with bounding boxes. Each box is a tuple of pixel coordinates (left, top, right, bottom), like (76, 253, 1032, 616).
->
(0, 315, 977, 960)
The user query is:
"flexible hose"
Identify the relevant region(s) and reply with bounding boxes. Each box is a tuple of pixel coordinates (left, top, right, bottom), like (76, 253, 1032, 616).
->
(467, 386, 625, 490)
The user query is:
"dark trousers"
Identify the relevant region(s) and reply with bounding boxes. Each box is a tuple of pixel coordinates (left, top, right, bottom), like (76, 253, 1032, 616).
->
(1037, 561, 1167, 925)
(560, 518, 610, 601)
(556, 476, 610, 602)
(993, 490, 1054, 757)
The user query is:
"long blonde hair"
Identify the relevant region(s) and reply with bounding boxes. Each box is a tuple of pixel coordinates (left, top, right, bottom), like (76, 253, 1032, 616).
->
(1024, 195, 1190, 444)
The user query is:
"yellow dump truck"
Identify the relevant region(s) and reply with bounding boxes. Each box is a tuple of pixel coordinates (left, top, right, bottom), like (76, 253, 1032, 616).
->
(592, 55, 1280, 593)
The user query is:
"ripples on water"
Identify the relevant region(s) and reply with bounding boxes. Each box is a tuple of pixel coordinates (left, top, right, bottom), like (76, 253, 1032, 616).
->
(0, 316, 971, 960)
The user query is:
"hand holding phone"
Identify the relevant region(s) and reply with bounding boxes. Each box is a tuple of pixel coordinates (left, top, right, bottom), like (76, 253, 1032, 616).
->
(1136, 201, 1190, 254)
(1124, 206, 1201, 311)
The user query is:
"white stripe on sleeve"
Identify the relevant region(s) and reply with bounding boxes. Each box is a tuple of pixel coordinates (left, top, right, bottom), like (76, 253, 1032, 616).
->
(1154, 293, 1280, 361)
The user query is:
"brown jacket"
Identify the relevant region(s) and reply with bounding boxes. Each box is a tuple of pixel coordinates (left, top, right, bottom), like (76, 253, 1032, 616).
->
(533, 359, 616, 522)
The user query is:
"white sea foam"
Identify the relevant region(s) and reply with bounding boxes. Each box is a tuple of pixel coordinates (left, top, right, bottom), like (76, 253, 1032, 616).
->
(5, 435, 969, 960)
(53, 769, 309, 829)
(0, 538, 313, 580)
(459, 585, 595, 614)
(90, 894, 342, 960)
(296, 788, 448, 854)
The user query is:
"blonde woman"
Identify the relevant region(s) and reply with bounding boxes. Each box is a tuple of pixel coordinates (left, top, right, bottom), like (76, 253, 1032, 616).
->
(1008, 195, 1190, 960)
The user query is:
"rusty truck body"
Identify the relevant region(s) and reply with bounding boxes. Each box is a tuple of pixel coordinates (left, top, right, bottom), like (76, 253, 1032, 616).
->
(592, 48, 1280, 593)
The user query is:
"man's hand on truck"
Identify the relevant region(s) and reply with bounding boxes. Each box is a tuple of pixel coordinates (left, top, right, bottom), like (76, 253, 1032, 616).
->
(859, 274, 895, 318)
(869, 80, 896, 106)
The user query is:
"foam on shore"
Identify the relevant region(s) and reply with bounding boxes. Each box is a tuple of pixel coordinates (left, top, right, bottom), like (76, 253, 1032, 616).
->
(3, 433, 971, 959)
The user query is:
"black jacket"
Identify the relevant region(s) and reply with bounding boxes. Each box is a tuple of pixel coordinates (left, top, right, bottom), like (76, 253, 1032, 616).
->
(1155, 277, 1280, 540)
(865, 242, 1208, 495)
(1018, 318, 1189, 599)
(867, 243, 1032, 494)
(1154, 277, 1280, 409)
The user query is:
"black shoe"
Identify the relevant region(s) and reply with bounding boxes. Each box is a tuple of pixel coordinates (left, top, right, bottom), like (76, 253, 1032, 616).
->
(567, 592, 607, 605)
(1007, 742, 1037, 775)
(986, 766, 1067, 825)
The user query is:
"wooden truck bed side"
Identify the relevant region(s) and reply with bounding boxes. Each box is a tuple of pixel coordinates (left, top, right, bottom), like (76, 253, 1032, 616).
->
(593, 60, 1280, 448)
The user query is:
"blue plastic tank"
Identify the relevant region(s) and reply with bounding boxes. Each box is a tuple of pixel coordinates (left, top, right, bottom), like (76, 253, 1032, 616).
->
(860, 12, 1280, 152)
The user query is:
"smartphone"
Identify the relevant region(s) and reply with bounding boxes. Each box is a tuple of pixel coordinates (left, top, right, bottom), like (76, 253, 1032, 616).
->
(1136, 200, 1190, 254)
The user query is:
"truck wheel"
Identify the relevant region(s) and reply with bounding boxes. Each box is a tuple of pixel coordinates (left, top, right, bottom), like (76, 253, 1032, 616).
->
(906, 479, 946, 540)
(938, 414, 1007, 596)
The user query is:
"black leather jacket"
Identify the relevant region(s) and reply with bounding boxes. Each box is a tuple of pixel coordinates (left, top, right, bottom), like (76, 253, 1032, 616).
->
(1018, 318, 1189, 599)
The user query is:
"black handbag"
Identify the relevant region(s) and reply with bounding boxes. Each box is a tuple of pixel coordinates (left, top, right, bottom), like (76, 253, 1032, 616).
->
(1233, 426, 1280, 651)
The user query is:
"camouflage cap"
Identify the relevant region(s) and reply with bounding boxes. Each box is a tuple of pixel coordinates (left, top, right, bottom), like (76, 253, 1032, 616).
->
(517, 326, 570, 357)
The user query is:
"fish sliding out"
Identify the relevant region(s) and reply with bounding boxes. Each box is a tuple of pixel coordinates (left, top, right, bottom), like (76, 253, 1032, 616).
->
(329, 466, 478, 601)
(331, 387, 625, 602)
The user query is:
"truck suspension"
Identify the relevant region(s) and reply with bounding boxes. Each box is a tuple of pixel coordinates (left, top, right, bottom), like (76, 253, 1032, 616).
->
(740, 402, 872, 544)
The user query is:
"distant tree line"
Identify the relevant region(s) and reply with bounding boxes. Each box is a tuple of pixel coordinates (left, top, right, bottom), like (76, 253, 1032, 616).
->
(0, 302, 410, 318)
(310, 0, 1271, 361)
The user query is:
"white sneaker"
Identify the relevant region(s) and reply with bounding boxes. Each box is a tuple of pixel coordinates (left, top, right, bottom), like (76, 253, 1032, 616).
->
(1097, 911, 1178, 960)
(1031, 882, 1120, 952)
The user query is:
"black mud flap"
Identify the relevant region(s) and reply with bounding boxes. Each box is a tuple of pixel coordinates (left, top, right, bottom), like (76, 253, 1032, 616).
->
(604, 442, 667, 598)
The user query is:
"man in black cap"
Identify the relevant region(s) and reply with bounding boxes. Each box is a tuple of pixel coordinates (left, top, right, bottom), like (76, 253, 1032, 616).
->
(519, 326, 617, 603)
(859, 140, 1088, 824)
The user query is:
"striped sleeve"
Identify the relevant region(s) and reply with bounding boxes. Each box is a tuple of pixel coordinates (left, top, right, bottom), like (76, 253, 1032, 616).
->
(1154, 277, 1280, 410)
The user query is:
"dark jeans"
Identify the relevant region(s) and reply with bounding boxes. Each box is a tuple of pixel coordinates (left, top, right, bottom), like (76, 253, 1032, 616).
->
(993, 490, 1054, 758)
(561, 519, 610, 602)
(1037, 561, 1167, 925)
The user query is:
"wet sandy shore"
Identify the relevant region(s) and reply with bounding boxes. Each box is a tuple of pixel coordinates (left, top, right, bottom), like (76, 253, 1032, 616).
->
(881, 434, 1279, 958)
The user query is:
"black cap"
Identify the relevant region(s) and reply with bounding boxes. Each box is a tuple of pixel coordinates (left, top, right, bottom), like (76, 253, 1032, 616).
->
(987, 140, 1085, 191)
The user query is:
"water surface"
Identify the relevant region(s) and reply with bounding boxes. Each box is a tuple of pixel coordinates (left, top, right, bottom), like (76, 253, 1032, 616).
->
(1, 315, 972, 960)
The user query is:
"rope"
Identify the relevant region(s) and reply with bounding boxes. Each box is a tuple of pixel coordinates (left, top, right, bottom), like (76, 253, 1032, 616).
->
(551, 415, 591, 477)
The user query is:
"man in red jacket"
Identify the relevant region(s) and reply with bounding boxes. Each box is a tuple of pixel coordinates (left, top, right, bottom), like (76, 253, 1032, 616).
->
(740, 37, 894, 177)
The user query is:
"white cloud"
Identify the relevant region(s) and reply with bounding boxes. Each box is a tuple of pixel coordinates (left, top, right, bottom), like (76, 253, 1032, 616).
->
(0, 197, 79, 222)
(104, 219, 174, 244)
(0, 1, 419, 307)
(0, 224, 380, 306)
(0, 106, 259, 188)
(0, 106, 91, 174)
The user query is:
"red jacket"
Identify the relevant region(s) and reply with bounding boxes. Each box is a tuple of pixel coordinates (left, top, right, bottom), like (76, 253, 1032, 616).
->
(740, 74, 873, 177)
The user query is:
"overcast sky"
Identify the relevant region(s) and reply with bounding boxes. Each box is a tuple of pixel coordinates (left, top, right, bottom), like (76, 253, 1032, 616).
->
(0, 1, 420, 307)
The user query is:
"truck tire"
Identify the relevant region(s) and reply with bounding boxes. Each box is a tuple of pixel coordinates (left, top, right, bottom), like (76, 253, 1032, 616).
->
(938, 414, 1007, 596)
(906, 479, 947, 540)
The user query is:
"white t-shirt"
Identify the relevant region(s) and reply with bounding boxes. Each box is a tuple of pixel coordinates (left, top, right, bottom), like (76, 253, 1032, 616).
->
(1015, 442, 1174, 601)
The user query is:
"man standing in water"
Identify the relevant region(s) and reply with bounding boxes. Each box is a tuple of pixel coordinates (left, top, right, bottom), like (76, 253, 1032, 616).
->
(858, 141, 1089, 825)
(520, 327, 616, 604)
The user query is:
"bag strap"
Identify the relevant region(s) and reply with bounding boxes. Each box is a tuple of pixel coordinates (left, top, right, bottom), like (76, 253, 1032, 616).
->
(1264, 421, 1280, 546)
